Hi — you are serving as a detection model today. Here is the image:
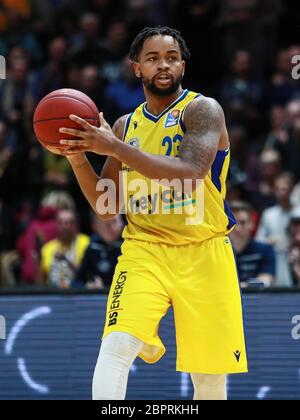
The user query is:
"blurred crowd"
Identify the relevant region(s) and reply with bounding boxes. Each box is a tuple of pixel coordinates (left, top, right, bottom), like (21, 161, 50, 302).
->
(0, 0, 299, 290)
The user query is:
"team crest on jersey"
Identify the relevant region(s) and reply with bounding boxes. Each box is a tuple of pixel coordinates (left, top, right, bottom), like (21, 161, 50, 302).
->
(165, 109, 180, 128)
(127, 138, 140, 148)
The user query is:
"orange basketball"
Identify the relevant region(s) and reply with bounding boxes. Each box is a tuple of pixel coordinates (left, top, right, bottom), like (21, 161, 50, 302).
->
(33, 88, 99, 155)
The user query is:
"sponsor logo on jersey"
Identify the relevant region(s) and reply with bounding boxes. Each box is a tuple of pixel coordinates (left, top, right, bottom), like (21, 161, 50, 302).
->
(165, 109, 180, 128)
(108, 271, 127, 327)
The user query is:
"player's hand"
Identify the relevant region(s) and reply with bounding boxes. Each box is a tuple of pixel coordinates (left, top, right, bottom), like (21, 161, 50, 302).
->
(59, 113, 117, 156)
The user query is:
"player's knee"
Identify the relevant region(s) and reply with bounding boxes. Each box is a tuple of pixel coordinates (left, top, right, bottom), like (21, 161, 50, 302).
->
(98, 332, 143, 369)
(93, 332, 144, 400)
(190, 374, 227, 400)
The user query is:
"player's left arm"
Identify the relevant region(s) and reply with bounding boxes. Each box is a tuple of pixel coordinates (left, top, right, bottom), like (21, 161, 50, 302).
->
(59, 97, 226, 190)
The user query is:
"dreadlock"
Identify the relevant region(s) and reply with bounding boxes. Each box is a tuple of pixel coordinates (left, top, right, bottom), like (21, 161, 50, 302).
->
(129, 26, 191, 62)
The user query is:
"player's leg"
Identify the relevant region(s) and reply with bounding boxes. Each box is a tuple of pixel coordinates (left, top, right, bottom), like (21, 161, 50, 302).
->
(95, 240, 173, 399)
(92, 332, 144, 400)
(190, 373, 227, 401)
(173, 236, 248, 375)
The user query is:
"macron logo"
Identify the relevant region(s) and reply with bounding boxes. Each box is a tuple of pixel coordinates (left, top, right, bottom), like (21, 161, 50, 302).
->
(234, 351, 241, 363)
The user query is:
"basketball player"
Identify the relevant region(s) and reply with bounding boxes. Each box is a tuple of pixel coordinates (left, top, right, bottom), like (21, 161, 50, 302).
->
(59, 27, 248, 400)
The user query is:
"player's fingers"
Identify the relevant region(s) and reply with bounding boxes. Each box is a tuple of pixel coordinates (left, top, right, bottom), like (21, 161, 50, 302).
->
(59, 127, 86, 138)
(63, 145, 88, 155)
(64, 149, 86, 155)
(69, 114, 91, 130)
(99, 112, 110, 129)
(60, 140, 89, 147)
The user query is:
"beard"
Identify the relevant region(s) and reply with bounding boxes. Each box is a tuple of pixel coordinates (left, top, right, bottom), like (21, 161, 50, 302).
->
(141, 72, 184, 97)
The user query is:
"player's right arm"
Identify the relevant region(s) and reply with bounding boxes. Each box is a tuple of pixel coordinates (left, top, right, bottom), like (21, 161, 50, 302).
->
(67, 115, 128, 220)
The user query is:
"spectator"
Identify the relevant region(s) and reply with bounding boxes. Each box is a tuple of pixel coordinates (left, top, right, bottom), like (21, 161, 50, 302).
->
(33, 37, 68, 100)
(0, 121, 13, 178)
(40, 209, 89, 289)
(0, 10, 42, 64)
(78, 65, 117, 124)
(266, 100, 300, 182)
(106, 56, 145, 116)
(256, 172, 300, 287)
(0, 55, 36, 144)
(68, 12, 107, 68)
(73, 214, 123, 290)
(87, 0, 127, 35)
(246, 150, 281, 213)
(0, 200, 19, 288)
(227, 125, 249, 188)
(264, 105, 289, 151)
(288, 208, 300, 287)
(286, 99, 300, 180)
(44, 151, 72, 193)
(217, 0, 281, 76)
(16, 207, 58, 285)
(127, 0, 155, 43)
(41, 190, 75, 211)
(16, 191, 75, 286)
(100, 21, 129, 84)
(269, 47, 300, 106)
(219, 50, 265, 135)
(230, 201, 275, 288)
(64, 64, 81, 91)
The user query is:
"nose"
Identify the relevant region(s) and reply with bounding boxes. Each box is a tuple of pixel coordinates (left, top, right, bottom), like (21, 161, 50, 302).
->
(157, 58, 170, 71)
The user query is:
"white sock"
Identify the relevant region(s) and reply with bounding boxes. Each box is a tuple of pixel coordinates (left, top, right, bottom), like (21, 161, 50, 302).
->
(92, 332, 144, 400)
(191, 374, 227, 400)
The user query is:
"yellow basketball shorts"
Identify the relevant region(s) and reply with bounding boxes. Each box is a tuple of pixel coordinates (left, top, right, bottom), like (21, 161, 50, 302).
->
(102, 236, 248, 374)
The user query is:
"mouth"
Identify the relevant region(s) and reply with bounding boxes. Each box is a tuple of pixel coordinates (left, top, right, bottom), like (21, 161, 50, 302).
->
(155, 74, 173, 85)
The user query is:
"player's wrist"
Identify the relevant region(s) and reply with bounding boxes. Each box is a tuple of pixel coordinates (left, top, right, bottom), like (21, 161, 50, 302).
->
(67, 153, 88, 168)
(109, 136, 123, 159)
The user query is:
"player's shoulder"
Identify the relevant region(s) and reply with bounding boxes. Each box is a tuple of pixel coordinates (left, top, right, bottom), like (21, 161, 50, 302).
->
(112, 114, 131, 140)
(183, 95, 225, 131)
(185, 95, 224, 119)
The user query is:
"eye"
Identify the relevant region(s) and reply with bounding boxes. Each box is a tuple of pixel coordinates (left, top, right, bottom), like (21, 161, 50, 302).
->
(169, 57, 178, 62)
(148, 57, 156, 62)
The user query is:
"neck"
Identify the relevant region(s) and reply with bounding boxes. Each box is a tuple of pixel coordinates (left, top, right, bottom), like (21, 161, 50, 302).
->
(144, 86, 184, 116)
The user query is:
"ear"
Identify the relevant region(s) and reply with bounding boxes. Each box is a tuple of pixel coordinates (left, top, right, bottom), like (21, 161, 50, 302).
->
(182, 61, 186, 77)
(132, 61, 141, 78)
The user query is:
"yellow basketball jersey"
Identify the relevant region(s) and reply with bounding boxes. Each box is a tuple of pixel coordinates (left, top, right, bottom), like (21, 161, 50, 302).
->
(121, 89, 236, 245)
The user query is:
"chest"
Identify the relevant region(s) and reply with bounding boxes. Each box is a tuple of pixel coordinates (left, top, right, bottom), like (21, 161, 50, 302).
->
(126, 114, 184, 157)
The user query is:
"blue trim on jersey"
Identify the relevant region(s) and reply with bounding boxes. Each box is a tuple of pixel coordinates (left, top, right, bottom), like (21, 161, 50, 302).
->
(142, 89, 189, 123)
(179, 114, 186, 132)
(122, 113, 134, 141)
(224, 200, 237, 230)
(179, 94, 202, 133)
(211, 149, 236, 230)
(211, 150, 228, 192)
